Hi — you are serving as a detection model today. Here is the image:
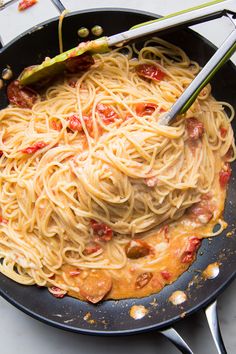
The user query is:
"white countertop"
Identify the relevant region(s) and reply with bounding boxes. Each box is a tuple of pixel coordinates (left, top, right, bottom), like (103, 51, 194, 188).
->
(0, 1, 236, 353)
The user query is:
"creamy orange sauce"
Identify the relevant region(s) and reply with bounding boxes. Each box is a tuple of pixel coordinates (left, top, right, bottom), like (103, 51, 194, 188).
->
(203, 262, 220, 280)
(129, 305, 149, 319)
(169, 290, 187, 305)
(52, 172, 227, 302)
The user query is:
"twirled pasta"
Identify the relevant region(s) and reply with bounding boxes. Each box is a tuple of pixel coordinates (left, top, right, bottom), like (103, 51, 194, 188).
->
(0, 38, 235, 301)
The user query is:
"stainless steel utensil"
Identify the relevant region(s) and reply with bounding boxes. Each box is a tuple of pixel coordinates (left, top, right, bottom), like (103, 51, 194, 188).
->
(158, 12, 236, 125)
(19, 0, 231, 86)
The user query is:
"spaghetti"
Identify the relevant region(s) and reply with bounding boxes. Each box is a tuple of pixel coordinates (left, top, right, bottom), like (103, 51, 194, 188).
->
(0, 38, 235, 301)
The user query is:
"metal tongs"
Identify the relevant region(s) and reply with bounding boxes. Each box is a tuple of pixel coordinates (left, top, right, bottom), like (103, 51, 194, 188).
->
(156, 9, 236, 125)
(19, 0, 236, 125)
(110, 0, 236, 125)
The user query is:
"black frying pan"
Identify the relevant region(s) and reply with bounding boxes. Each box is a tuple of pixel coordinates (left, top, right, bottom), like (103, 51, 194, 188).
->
(0, 8, 236, 353)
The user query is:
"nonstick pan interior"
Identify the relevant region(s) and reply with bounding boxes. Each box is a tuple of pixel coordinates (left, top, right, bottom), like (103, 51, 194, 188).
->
(0, 9, 236, 335)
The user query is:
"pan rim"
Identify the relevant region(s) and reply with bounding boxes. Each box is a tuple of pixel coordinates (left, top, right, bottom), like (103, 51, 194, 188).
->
(0, 7, 236, 335)
(0, 270, 235, 336)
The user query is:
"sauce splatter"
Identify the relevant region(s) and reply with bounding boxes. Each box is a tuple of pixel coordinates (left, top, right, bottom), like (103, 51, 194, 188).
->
(150, 298, 158, 307)
(226, 230, 234, 238)
(129, 305, 148, 320)
(83, 312, 96, 324)
(169, 290, 187, 305)
(203, 262, 220, 280)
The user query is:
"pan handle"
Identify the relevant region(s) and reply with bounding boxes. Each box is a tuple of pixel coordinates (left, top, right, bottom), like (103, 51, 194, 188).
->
(159, 327, 194, 354)
(205, 300, 227, 354)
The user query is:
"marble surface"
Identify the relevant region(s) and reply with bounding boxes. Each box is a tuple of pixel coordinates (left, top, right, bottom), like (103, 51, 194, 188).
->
(0, 0, 236, 353)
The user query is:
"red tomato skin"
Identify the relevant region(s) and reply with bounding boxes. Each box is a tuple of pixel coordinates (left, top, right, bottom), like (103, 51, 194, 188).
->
(161, 270, 171, 281)
(220, 127, 227, 138)
(51, 120, 62, 131)
(18, 0, 37, 11)
(21, 141, 47, 154)
(219, 163, 232, 188)
(91, 220, 113, 242)
(136, 103, 157, 117)
(7, 80, 38, 108)
(67, 114, 93, 134)
(0, 216, 8, 224)
(83, 243, 102, 255)
(181, 237, 201, 263)
(96, 103, 118, 124)
(136, 64, 165, 81)
(68, 115, 83, 132)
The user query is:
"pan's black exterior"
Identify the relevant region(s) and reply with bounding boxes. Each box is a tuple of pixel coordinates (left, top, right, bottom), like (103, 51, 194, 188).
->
(0, 9, 236, 335)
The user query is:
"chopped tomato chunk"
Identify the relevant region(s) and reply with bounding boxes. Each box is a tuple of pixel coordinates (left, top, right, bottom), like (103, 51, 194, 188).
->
(126, 239, 151, 259)
(65, 54, 94, 73)
(51, 119, 62, 131)
(161, 270, 171, 280)
(18, 0, 37, 11)
(135, 272, 153, 289)
(136, 64, 165, 81)
(83, 242, 102, 255)
(96, 103, 118, 124)
(181, 237, 201, 263)
(67, 114, 93, 134)
(181, 253, 194, 263)
(219, 163, 232, 188)
(0, 151, 3, 157)
(136, 103, 157, 117)
(68, 114, 83, 132)
(7, 80, 38, 108)
(186, 118, 204, 140)
(189, 200, 213, 224)
(0, 216, 8, 224)
(220, 127, 227, 138)
(48, 286, 67, 298)
(21, 141, 48, 154)
(69, 269, 81, 276)
(91, 220, 113, 242)
(80, 271, 112, 303)
(186, 237, 201, 253)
